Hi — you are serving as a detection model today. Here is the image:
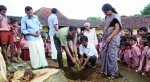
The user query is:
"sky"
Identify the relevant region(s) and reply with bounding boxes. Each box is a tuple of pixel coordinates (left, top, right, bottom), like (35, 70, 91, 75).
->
(0, 0, 150, 20)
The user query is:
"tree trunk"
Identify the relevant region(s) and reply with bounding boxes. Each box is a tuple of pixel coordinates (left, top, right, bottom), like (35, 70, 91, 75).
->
(11, 68, 67, 82)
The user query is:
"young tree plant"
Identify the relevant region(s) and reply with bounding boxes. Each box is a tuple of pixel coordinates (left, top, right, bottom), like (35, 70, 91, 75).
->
(71, 64, 84, 72)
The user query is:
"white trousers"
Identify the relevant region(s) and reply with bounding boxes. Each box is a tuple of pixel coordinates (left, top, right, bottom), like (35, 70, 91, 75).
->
(50, 36, 57, 59)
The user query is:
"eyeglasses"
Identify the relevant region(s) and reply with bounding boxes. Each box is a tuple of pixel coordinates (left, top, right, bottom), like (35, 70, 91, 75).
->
(85, 26, 88, 27)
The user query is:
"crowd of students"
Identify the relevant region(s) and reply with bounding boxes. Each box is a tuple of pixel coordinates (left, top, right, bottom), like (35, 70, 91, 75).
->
(118, 27, 150, 76)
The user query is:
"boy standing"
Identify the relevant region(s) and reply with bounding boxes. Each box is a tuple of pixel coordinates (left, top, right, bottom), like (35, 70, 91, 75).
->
(10, 18, 22, 61)
(0, 5, 17, 65)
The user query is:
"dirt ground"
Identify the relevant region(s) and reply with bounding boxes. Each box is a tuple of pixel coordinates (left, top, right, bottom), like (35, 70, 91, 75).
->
(46, 58, 124, 82)
(6, 57, 150, 82)
(45, 58, 150, 82)
(5, 47, 150, 82)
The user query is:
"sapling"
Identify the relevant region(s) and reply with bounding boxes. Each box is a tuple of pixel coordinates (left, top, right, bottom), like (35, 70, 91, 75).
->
(71, 64, 84, 72)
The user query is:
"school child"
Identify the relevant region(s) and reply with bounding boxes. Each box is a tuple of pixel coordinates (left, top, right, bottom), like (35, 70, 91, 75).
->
(138, 27, 148, 46)
(140, 36, 150, 76)
(125, 36, 130, 43)
(124, 27, 133, 36)
(138, 35, 147, 51)
(46, 36, 51, 56)
(97, 33, 103, 58)
(136, 41, 148, 74)
(128, 36, 141, 69)
(42, 36, 50, 57)
(20, 35, 29, 49)
(10, 18, 22, 61)
(0, 5, 17, 65)
(121, 42, 133, 71)
(118, 41, 127, 65)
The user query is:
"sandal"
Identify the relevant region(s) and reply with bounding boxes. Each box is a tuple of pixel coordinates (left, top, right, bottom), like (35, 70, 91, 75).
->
(142, 73, 148, 76)
(135, 69, 141, 73)
(17, 57, 22, 61)
(11, 59, 19, 63)
(108, 73, 120, 80)
(6, 61, 12, 66)
(108, 75, 119, 79)
(108, 76, 115, 79)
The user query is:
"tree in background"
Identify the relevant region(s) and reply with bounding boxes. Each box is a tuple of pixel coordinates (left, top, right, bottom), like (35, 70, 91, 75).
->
(141, 3, 150, 15)
(87, 17, 103, 21)
(120, 15, 129, 18)
(133, 14, 141, 16)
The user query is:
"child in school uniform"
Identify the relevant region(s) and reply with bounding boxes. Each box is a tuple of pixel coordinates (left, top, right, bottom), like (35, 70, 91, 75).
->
(118, 36, 126, 63)
(10, 18, 22, 61)
(0, 5, 18, 65)
(136, 35, 147, 51)
(46, 36, 51, 57)
(140, 36, 150, 76)
(136, 41, 148, 74)
(138, 27, 148, 46)
(118, 41, 133, 69)
(129, 36, 141, 68)
(118, 42, 127, 65)
(42, 36, 51, 58)
(97, 33, 103, 58)
(124, 27, 133, 36)
(125, 36, 130, 43)
(20, 35, 29, 49)
(122, 42, 134, 71)
(42, 36, 47, 54)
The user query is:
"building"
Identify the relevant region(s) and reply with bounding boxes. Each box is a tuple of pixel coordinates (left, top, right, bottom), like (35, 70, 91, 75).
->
(99, 15, 150, 35)
(8, 7, 150, 36)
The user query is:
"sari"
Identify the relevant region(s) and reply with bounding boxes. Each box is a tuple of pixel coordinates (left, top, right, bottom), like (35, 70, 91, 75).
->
(101, 14, 122, 76)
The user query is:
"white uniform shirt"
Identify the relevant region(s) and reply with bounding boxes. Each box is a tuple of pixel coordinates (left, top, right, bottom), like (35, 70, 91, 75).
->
(79, 42, 98, 58)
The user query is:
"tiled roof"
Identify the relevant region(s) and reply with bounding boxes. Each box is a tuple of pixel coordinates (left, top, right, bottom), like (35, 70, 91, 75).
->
(33, 7, 71, 26)
(121, 15, 150, 28)
(99, 15, 150, 28)
(7, 7, 150, 29)
(69, 19, 101, 28)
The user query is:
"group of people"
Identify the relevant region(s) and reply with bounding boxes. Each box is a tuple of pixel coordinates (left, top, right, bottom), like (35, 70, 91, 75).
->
(49, 4, 122, 80)
(2, 3, 148, 81)
(0, 5, 29, 65)
(119, 26, 150, 77)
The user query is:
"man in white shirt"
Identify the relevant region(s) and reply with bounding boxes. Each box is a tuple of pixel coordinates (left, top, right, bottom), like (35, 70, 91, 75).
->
(79, 35, 98, 68)
(83, 22, 98, 46)
(48, 8, 58, 59)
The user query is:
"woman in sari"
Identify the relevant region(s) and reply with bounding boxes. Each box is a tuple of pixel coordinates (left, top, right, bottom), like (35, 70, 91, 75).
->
(101, 4, 122, 79)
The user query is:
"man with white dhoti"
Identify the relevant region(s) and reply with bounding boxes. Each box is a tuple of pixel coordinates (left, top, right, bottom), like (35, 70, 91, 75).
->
(21, 6, 48, 69)
(48, 8, 58, 59)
